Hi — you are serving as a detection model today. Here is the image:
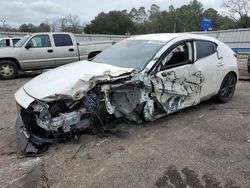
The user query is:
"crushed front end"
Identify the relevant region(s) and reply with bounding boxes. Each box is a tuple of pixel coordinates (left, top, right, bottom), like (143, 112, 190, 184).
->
(14, 70, 155, 156)
(15, 86, 110, 156)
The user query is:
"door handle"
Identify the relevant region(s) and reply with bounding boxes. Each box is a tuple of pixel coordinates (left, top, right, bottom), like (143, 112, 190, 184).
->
(47, 49, 53, 53)
(69, 48, 74, 52)
(217, 61, 224, 67)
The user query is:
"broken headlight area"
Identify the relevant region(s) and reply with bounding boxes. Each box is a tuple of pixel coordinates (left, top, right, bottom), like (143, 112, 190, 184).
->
(16, 83, 166, 157)
(16, 89, 111, 156)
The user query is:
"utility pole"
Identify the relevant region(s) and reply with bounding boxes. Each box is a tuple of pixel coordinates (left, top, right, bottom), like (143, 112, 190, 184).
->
(0, 20, 6, 31)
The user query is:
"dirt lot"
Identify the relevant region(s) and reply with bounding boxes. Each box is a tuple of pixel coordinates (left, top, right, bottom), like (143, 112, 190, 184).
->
(0, 61, 250, 188)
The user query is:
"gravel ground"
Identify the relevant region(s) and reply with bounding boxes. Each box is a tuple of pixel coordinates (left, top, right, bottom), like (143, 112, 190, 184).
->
(0, 61, 249, 188)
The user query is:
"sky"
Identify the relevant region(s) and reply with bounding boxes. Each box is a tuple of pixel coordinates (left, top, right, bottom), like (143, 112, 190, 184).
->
(0, 0, 224, 28)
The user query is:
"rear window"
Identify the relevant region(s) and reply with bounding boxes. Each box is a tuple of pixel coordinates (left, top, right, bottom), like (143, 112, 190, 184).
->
(12, 39, 20, 45)
(196, 40, 217, 59)
(53, 34, 73, 47)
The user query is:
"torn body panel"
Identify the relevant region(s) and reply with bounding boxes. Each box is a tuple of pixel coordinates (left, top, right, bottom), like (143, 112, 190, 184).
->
(151, 66, 205, 114)
(15, 66, 204, 156)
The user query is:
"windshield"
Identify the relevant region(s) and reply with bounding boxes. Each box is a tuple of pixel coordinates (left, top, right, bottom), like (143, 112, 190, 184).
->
(14, 35, 30, 47)
(93, 39, 165, 70)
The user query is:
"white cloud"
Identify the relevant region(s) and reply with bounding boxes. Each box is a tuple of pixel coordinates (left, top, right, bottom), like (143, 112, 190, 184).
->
(0, 0, 224, 28)
(30, 0, 65, 15)
(0, 0, 66, 27)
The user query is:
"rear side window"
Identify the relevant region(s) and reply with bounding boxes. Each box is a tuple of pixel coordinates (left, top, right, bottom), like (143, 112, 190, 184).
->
(53, 34, 73, 47)
(196, 40, 216, 59)
(13, 39, 20, 45)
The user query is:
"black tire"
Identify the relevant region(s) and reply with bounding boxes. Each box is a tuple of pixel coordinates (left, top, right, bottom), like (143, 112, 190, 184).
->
(247, 59, 250, 74)
(0, 60, 18, 80)
(215, 72, 237, 103)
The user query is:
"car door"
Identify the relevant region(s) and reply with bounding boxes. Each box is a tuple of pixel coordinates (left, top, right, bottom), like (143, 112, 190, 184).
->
(150, 41, 205, 114)
(194, 40, 223, 100)
(52, 34, 79, 66)
(21, 34, 56, 69)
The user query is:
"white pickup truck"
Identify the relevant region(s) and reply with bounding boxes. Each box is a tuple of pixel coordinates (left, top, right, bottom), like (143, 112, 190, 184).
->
(0, 37, 21, 47)
(0, 32, 113, 79)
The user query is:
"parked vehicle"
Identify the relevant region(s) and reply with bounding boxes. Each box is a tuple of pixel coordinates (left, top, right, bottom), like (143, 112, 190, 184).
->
(0, 32, 113, 79)
(15, 33, 239, 156)
(0, 37, 21, 47)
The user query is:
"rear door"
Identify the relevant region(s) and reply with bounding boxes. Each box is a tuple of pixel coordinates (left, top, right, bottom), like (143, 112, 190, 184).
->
(194, 40, 222, 100)
(21, 34, 56, 69)
(150, 41, 205, 114)
(52, 34, 79, 66)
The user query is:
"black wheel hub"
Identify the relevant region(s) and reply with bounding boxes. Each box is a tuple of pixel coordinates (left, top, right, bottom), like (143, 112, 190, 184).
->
(221, 75, 235, 100)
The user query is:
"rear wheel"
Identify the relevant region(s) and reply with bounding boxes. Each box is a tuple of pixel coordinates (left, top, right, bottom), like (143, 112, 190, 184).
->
(0, 60, 18, 80)
(215, 72, 237, 103)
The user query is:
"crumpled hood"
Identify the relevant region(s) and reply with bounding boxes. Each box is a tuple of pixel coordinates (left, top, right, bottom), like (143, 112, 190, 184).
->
(23, 60, 134, 101)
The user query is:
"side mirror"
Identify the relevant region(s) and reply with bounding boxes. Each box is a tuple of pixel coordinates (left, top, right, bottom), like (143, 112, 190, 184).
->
(25, 43, 32, 49)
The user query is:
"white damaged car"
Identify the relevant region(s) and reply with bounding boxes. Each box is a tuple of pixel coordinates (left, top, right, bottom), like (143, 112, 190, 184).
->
(15, 33, 238, 156)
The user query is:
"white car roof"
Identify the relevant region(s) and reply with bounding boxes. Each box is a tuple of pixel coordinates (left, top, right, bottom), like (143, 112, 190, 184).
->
(129, 33, 218, 43)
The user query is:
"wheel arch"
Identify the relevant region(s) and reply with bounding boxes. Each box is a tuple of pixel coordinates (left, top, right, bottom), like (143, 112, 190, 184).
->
(0, 58, 21, 70)
(215, 70, 238, 95)
(228, 71, 238, 81)
(215, 70, 237, 103)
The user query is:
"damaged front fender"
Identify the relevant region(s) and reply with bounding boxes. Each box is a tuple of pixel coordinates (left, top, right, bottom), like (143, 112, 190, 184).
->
(16, 113, 48, 156)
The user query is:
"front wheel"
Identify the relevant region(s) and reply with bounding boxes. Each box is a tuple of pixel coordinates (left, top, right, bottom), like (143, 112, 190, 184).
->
(0, 60, 18, 80)
(215, 72, 237, 103)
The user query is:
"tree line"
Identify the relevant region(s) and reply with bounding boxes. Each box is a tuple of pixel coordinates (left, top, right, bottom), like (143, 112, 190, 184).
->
(1, 0, 250, 34)
(84, 0, 250, 35)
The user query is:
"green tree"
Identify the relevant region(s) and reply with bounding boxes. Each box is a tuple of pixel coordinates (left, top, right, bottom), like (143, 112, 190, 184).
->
(238, 15, 250, 28)
(129, 7, 148, 23)
(203, 8, 236, 30)
(147, 4, 161, 32)
(174, 0, 204, 32)
(148, 4, 160, 20)
(138, 7, 148, 23)
(129, 8, 139, 22)
(84, 11, 135, 35)
(19, 24, 36, 32)
(37, 23, 50, 32)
